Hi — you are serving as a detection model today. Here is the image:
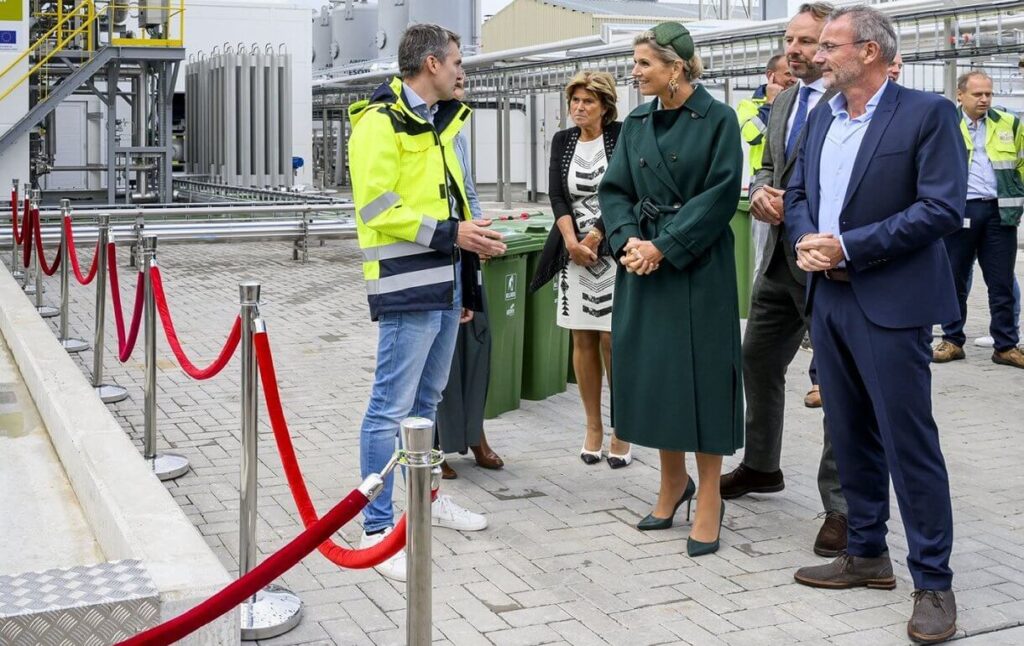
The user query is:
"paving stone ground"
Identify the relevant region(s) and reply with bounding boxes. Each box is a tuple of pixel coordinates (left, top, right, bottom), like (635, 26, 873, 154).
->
(33, 228, 1024, 645)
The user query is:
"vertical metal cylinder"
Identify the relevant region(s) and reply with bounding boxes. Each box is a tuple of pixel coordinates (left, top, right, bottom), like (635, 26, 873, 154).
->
(402, 417, 435, 646)
(237, 284, 300, 642)
(11, 179, 22, 280)
(143, 236, 159, 460)
(32, 193, 58, 318)
(58, 199, 87, 352)
(92, 215, 110, 387)
(502, 94, 512, 209)
(91, 215, 127, 404)
(238, 280, 261, 580)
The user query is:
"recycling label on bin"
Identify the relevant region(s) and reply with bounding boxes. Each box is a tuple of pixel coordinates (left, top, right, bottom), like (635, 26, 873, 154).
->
(504, 274, 517, 301)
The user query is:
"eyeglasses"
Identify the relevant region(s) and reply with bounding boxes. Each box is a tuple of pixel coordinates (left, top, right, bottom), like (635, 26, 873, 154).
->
(817, 39, 870, 54)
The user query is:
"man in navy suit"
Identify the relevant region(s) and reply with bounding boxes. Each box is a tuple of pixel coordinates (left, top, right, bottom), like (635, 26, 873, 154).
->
(784, 6, 964, 644)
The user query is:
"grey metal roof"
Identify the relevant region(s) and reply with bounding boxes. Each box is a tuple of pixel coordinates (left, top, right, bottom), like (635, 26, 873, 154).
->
(541, 0, 701, 19)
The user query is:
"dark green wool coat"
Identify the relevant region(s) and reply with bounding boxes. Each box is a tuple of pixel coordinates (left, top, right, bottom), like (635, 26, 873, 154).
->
(598, 84, 744, 455)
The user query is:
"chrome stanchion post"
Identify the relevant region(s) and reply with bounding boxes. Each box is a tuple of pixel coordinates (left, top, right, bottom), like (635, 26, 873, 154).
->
(58, 199, 88, 352)
(92, 214, 128, 404)
(143, 235, 189, 480)
(238, 282, 301, 640)
(32, 192, 58, 318)
(402, 417, 435, 646)
(23, 189, 42, 296)
(11, 179, 24, 281)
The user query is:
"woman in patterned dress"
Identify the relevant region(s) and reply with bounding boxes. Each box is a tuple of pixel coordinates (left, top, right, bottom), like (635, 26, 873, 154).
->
(547, 71, 631, 468)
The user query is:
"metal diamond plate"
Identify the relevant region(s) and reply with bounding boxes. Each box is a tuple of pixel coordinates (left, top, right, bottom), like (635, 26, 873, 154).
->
(0, 560, 159, 645)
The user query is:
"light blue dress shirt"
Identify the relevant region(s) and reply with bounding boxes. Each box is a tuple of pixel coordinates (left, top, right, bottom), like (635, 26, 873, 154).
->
(964, 116, 999, 201)
(454, 132, 482, 219)
(818, 80, 889, 264)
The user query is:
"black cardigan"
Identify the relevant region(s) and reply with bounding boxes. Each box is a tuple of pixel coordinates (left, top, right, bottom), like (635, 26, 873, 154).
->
(530, 121, 622, 293)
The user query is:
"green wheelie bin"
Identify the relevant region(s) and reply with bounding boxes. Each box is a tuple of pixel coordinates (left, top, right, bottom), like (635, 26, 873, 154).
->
(520, 220, 571, 401)
(481, 230, 532, 419)
(731, 199, 755, 319)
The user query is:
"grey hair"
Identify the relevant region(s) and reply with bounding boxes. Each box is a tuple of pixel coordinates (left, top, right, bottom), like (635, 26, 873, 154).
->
(398, 23, 461, 78)
(797, 2, 834, 21)
(828, 5, 898, 64)
(766, 53, 786, 74)
(633, 30, 704, 82)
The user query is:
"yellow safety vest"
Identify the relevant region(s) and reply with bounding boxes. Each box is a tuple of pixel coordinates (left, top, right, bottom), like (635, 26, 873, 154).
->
(959, 107, 1024, 226)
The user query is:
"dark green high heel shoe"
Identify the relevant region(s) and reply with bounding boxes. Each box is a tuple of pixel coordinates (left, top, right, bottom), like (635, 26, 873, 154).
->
(636, 476, 696, 531)
(687, 500, 726, 557)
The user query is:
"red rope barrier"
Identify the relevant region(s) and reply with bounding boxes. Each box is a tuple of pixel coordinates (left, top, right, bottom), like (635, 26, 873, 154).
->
(116, 488, 370, 646)
(107, 244, 145, 362)
(10, 190, 22, 245)
(33, 212, 61, 276)
(150, 266, 240, 379)
(254, 330, 412, 568)
(63, 216, 99, 285)
(21, 205, 33, 268)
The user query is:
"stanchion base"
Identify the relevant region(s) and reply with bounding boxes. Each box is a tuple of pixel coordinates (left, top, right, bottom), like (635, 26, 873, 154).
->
(12, 270, 24, 281)
(95, 384, 128, 404)
(240, 584, 302, 641)
(150, 453, 190, 481)
(37, 305, 59, 319)
(23, 284, 44, 295)
(60, 337, 90, 353)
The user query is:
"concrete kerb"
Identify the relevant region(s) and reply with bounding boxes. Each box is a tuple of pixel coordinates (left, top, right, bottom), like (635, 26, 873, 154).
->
(0, 264, 238, 645)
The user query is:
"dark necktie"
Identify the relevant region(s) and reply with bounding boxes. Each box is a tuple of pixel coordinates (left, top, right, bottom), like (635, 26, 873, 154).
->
(785, 85, 814, 159)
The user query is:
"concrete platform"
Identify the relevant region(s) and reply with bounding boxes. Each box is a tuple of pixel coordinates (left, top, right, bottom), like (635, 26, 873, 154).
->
(11, 230, 1024, 645)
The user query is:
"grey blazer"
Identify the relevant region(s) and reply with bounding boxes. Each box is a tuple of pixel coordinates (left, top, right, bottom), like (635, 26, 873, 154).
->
(750, 83, 838, 285)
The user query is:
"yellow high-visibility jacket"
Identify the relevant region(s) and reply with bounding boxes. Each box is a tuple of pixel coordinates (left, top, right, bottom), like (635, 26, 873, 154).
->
(348, 77, 481, 320)
(958, 107, 1024, 226)
(737, 85, 770, 178)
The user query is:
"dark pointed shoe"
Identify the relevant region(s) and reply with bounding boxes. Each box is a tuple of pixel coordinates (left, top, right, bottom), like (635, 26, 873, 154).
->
(607, 450, 632, 469)
(637, 476, 696, 531)
(908, 590, 957, 644)
(579, 446, 603, 465)
(813, 512, 848, 557)
(720, 463, 784, 499)
(686, 501, 725, 557)
(794, 552, 896, 590)
(440, 461, 458, 480)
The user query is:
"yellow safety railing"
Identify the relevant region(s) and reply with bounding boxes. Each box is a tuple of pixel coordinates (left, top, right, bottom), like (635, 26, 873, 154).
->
(0, 0, 96, 103)
(109, 1, 186, 48)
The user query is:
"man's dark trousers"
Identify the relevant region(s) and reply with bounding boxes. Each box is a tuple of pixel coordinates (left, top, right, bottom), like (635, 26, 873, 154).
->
(741, 243, 845, 514)
(942, 199, 1020, 352)
(812, 278, 954, 591)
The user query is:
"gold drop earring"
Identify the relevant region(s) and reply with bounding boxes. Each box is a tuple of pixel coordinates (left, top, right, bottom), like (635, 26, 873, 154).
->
(669, 77, 679, 99)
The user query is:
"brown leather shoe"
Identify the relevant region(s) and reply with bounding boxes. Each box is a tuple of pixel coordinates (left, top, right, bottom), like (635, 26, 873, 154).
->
(440, 461, 458, 480)
(992, 346, 1024, 369)
(720, 463, 784, 499)
(471, 444, 504, 470)
(814, 512, 848, 557)
(908, 590, 957, 644)
(794, 552, 896, 590)
(932, 341, 965, 363)
(804, 385, 822, 408)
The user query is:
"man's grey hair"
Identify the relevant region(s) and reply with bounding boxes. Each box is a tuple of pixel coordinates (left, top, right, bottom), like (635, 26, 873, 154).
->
(766, 53, 786, 74)
(828, 5, 898, 64)
(398, 23, 461, 78)
(797, 2, 834, 21)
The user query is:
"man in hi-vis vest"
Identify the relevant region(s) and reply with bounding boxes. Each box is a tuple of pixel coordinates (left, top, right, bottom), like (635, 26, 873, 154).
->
(933, 71, 1024, 369)
(347, 24, 507, 582)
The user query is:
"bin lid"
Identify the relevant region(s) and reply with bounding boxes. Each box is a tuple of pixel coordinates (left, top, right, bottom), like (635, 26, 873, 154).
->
(491, 228, 536, 255)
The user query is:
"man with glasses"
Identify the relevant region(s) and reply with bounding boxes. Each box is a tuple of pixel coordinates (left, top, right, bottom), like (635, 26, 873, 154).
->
(785, 6, 962, 643)
(720, 2, 849, 560)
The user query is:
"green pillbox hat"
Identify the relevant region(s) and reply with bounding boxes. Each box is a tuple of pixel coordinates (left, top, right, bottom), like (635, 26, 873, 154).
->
(652, 21, 694, 60)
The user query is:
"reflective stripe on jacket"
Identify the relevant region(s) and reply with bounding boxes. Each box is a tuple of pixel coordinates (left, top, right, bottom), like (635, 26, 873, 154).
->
(348, 77, 476, 320)
(959, 107, 1024, 226)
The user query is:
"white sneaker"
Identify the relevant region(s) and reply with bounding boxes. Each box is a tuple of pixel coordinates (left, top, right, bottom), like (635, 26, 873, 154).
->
(360, 527, 406, 582)
(974, 336, 995, 348)
(431, 495, 488, 531)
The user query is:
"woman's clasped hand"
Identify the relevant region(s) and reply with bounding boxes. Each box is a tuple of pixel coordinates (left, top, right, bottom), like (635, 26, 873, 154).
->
(620, 237, 662, 274)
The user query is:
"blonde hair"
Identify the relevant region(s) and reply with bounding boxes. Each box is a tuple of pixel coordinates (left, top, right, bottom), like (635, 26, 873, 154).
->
(633, 30, 704, 82)
(564, 71, 619, 126)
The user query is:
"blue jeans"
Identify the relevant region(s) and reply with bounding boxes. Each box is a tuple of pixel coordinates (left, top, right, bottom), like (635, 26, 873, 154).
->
(360, 270, 461, 533)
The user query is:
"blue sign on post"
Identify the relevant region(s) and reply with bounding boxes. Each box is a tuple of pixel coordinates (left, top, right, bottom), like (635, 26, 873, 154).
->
(0, 30, 16, 51)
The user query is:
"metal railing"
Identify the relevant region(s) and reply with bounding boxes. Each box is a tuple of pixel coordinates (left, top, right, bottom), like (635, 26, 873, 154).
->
(108, 1, 186, 48)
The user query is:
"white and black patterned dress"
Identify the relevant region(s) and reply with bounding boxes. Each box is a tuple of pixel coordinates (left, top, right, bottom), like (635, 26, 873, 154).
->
(557, 137, 615, 332)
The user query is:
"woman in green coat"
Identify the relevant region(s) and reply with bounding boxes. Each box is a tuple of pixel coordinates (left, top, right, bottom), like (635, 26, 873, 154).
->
(598, 22, 743, 557)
